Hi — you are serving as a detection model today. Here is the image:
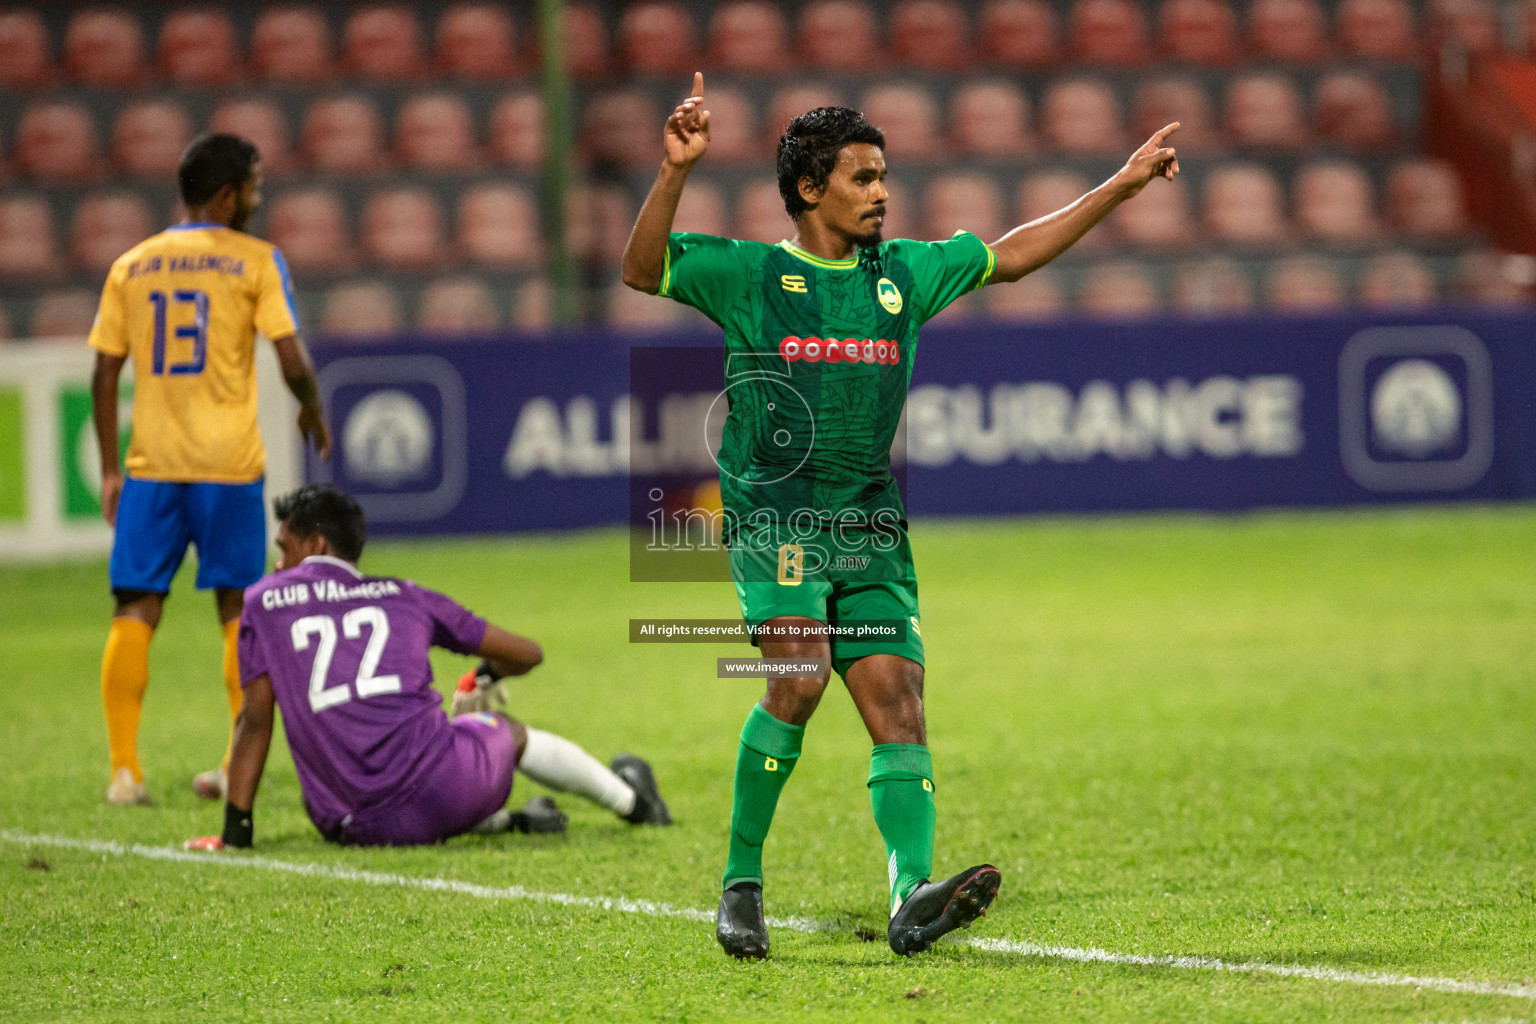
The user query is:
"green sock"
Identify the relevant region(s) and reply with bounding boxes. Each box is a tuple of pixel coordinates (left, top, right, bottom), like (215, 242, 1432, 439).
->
(868, 743, 936, 913)
(722, 704, 805, 890)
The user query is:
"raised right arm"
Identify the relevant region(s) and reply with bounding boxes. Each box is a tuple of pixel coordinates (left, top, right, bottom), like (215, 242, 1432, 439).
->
(621, 71, 711, 294)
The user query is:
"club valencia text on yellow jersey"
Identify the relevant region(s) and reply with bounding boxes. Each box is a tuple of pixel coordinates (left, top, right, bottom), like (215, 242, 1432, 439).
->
(87, 223, 300, 484)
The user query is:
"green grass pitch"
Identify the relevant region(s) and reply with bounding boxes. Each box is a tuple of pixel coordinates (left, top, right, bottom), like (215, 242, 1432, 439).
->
(2, 506, 1534, 1023)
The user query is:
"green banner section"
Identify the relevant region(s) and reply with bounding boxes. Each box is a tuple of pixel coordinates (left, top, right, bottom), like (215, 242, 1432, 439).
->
(0, 389, 23, 522)
(58, 386, 130, 520)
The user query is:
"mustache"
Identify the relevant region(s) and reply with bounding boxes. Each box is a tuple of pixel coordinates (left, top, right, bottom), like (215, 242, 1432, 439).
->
(863, 207, 886, 220)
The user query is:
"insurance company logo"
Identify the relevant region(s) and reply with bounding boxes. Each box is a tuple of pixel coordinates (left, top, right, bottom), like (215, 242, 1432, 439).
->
(876, 277, 903, 314)
(342, 389, 434, 486)
(1370, 359, 1461, 458)
(315, 355, 467, 522)
(1338, 326, 1494, 492)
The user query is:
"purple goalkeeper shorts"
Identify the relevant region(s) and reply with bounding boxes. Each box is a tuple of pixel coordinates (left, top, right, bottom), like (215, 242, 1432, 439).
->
(337, 713, 517, 847)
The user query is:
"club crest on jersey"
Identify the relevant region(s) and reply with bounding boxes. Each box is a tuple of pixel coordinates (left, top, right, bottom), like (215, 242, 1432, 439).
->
(876, 277, 903, 314)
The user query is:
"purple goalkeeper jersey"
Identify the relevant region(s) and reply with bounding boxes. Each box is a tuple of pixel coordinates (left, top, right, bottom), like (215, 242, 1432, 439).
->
(238, 555, 489, 831)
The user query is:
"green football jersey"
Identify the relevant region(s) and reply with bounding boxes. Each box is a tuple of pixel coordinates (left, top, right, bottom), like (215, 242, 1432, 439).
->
(661, 231, 995, 537)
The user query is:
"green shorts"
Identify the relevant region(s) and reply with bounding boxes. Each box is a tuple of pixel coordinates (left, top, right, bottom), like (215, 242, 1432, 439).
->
(729, 525, 923, 679)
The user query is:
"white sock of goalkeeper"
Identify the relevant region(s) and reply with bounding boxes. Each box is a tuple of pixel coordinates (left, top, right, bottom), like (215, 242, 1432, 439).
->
(518, 728, 636, 816)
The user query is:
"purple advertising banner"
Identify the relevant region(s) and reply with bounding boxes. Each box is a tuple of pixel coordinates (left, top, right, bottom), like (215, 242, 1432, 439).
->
(307, 310, 1536, 537)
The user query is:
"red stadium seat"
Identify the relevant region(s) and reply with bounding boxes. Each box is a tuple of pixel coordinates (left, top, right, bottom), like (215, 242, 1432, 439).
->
(266, 188, 353, 273)
(361, 188, 444, 269)
(951, 81, 1031, 157)
(1455, 249, 1532, 305)
(489, 91, 544, 169)
(1314, 72, 1398, 149)
(1132, 77, 1221, 152)
(1111, 178, 1196, 246)
(1247, 0, 1328, 61)
(582, 89, 662, 169)
(1018, 170, 1108, 249)
(1158, 0, 1238, 64)
(210, 100, 292, 175)
(985, 268, 1066, 319)
(511, 277, 552, 332)
(1018, 170, 1091, 222)
(1386, 159, 1469, 236)
(435, 4, 519, 79)
(396, 94, 480, 172)
(112, 101, 193, 179)
(1427, 0, 1499, 54)
(1294, 160, 1379, 242)
(800, 1, 880, 71)
(561, 5, 610, 79)
(252, 7, 333, 83)
(63, 9, 146, 87)
(158, 9, 241, 86)
(457, 184, 541, 268)
(672, 178, 728, 236)
(701, 87, 762, 164)
(737, 180, 789, 243)
(1204, 164, 1288, 244)
(1068, 0, 1147, 66)
(32, 288, 99, 338)
(565, 184, 633, 265)
(924, 173, 1005, 243)
(0, 10, 51, 88)
(15, 102, 99, 182)
(320, 281, 403, 337)
(1266, 255, 1346, 311)
(1360, 250, 1437, 309)
(861, 84, 940, 161)
(1224, 73, 1306, 149)
(71, 193, 153, 272)
(609, 278, 691, 328)
(1336, 0, 1416, 59)
(891, 1, 971, 70)
(418, 277, 501, 332)
(707, 2, 792, 73)
(343, 6, 425, 81)
(1082, 261, 1161, 317)
(1041, 79, 1125, 154)
(1174, 256, 1256, 314)
(766, 84, 846, 141)
(0, 196, 58, 277)
(618, 2, 696, 76)
(978, 0, 1059, 67)
(302, 96, 387, 174)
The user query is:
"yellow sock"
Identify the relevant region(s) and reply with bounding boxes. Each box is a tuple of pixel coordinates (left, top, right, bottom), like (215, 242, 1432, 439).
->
(220, 619, 242, 773)
(102, 617, 153, 783)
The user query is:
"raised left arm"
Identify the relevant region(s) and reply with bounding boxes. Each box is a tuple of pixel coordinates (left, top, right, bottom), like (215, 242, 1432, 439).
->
(986, 124, 1180, 285)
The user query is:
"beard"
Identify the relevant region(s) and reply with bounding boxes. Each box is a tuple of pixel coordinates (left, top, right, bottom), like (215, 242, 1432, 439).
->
(229, 202, 254, 233)
(852, 212, 885, 247)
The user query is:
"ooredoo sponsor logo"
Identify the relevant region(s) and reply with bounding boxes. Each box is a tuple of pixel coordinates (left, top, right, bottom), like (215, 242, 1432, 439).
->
(778, 336, 901, 365)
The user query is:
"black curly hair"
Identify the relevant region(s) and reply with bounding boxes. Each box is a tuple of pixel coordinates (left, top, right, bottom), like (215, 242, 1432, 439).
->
(776, 106, 885, 219)
(273, 485, 367, 563)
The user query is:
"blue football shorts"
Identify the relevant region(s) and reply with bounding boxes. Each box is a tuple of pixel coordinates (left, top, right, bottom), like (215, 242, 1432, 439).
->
(109, 476, 266, 594)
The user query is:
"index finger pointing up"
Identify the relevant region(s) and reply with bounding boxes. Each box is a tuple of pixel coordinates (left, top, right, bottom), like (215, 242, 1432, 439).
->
(690, 71, 704, 100)
(1151, 121, 1181, 145)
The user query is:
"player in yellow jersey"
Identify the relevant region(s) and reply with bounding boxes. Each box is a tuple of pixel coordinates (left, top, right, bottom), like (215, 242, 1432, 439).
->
(89, 133, 332, 805)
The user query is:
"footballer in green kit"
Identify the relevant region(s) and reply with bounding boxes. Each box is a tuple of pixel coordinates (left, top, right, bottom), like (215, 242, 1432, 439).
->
(623, 72, 1181, 959)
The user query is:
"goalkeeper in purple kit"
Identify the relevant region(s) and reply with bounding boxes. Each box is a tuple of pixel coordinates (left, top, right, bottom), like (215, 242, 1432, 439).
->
(187, 485, 670, 851)
(622, 73, 1180, 958)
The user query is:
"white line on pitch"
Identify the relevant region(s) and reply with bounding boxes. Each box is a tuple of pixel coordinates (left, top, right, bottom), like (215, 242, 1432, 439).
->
(5, 829, 1534, 1003)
